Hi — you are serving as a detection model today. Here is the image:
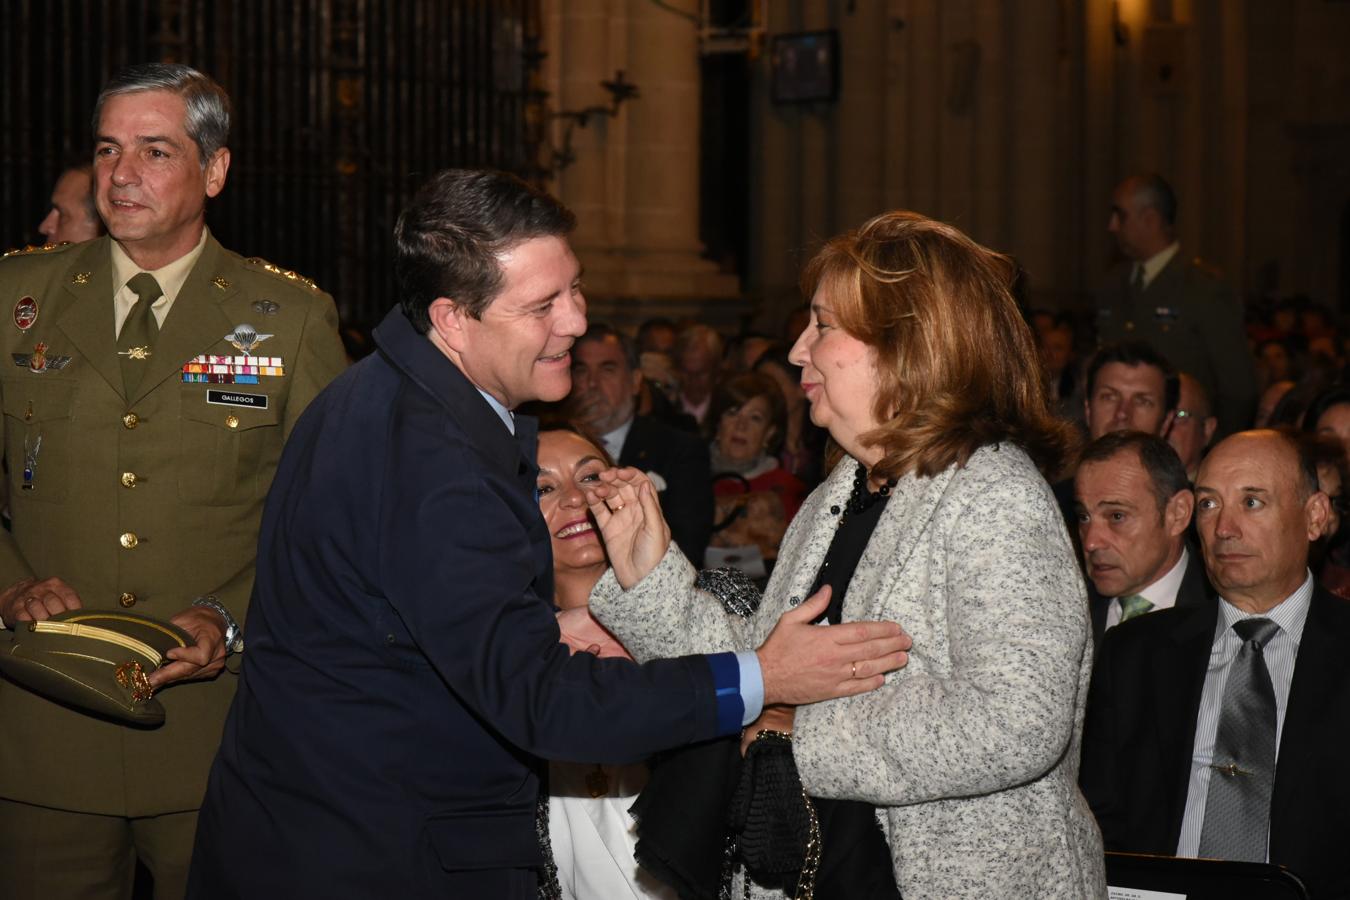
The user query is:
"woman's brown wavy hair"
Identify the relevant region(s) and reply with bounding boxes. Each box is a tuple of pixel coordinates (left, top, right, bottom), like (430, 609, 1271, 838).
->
(801, 210, 1077, 480)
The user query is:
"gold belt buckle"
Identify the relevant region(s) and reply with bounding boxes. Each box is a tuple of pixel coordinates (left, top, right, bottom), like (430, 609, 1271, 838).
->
(114, 661, 154, 703)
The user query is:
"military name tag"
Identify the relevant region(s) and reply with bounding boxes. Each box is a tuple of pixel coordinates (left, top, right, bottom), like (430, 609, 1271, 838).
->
(206, 390, 268, 410)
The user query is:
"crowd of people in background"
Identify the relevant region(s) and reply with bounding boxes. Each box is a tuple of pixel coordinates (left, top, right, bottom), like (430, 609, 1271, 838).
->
(11, 58, 1350, 898)
(329, 260, 1350, 608)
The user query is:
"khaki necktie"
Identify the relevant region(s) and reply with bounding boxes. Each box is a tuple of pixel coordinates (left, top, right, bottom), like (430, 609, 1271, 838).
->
(119, 272, 162, 397)
(1129, 264, 1146, 298)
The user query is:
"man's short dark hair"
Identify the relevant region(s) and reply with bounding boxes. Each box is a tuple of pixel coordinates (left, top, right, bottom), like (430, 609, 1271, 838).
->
(575, 322, 639, 372)
(1134, 174, 1177, 226)
(1086, 342, 1180, 414)
(1078, 431, 1191, 514)
(394, 169, 576, 333)
(636, 317, 677, 351)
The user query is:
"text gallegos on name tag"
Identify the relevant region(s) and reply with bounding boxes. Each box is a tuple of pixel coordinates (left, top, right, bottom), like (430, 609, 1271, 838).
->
(206, 390, 268, 409)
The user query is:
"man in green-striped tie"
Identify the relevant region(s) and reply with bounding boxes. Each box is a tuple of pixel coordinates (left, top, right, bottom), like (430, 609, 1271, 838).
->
(1074, 430, 1213, 650)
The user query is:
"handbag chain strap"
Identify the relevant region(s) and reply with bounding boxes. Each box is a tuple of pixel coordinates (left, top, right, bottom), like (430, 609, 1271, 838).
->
(741, 729, 821, 900)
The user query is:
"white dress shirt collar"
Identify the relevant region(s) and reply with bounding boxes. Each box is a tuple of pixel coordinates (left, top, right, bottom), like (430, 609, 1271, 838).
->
(1215, 570, 1314, 648)
(1106, 547, 1190, 629)
(600, 416, 634, 463)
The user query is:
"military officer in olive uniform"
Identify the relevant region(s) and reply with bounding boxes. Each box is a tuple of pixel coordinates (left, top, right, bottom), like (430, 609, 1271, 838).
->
(1095, 174, 1255, 436)
(0, 64, 345, 900)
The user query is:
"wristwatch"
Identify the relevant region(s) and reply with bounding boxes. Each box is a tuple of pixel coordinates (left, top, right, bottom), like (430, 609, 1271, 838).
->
(191, 595, 244, 655)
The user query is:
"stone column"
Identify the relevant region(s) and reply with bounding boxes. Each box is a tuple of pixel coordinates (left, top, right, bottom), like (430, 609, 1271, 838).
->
(544, 0, 741, 327)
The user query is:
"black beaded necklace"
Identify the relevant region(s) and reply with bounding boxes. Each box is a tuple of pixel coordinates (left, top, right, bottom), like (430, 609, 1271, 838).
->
(840, 463, 896, 522)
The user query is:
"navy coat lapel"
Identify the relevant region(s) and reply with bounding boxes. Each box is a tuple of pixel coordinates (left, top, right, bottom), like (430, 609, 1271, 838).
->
(1088, 585, 1109, 650)
(372, 307, 549, 598)
(1272, 588, 1350, 829)
(372, 306, 525, 482)
(1174, 551, 1213, 610)
(1153, 598, 1218, 846)
(617, 415, 651, 467)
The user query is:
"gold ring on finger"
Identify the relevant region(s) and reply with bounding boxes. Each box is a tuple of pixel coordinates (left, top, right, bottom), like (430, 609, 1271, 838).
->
(851, 661, 858, 679)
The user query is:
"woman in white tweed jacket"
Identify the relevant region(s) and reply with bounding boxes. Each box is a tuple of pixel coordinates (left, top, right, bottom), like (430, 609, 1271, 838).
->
(586, 211, 1107, 899)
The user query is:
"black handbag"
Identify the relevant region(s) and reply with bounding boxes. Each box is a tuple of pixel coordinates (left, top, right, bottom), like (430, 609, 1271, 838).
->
(726, 729, 819, 899)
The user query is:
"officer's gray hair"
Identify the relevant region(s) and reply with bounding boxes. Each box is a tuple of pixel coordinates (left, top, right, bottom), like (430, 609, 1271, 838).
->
(92, 64, 231, 169)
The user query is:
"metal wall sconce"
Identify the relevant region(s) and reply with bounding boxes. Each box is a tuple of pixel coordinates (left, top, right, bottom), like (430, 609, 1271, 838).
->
(547, 70, 640, 174)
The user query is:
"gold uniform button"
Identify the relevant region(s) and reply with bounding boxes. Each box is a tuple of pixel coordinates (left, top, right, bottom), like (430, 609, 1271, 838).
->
(120, 472, 138, 488)
(119, 532, 139, 549)
(122, 413, 139, 429)
(225, 415, 240, 429)
(119, 592, 137, 608)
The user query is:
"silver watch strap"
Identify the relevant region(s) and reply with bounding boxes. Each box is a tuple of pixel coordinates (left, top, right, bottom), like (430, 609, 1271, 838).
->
(191, 595, 243, 655)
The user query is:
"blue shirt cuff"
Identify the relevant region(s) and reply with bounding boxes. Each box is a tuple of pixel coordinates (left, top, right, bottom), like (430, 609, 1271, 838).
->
(704, 651, 758, 736)
(735, 650, 764, 725)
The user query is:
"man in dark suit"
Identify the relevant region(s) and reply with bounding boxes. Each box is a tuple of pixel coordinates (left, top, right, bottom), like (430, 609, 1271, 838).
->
(567, 322, 713, 565)
(188, 170, 909, 900)
(1081, 429, 1350, 898)
(1074, 431, 1209, 651)
(1095, 174, 1255, 435)
(1053, 342, 1178, 540)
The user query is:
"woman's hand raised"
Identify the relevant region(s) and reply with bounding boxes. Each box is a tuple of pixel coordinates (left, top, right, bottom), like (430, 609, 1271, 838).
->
(583, 467, 671, 589)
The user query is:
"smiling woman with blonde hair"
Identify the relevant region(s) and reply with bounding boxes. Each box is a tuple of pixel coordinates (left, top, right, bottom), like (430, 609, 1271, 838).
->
(585, 210, 1105, 899)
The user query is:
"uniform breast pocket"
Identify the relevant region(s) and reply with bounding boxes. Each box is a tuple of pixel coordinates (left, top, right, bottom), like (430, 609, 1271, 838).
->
(1, 377, 76, 504)
(178, 387, 283, 505)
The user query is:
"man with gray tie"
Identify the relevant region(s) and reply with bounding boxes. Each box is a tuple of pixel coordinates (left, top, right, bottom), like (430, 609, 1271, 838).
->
(1081, 429, 1350, 898)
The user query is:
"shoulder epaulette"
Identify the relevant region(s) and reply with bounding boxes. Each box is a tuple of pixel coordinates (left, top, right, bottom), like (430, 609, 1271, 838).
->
(2, 242, 73, 259)
(243, 257, 320, 292)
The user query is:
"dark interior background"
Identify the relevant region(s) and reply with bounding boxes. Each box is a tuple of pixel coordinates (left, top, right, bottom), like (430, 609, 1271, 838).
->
(0, 0, 543, 327)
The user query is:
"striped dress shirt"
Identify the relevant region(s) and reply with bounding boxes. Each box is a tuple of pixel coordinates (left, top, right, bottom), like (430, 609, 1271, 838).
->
(1175, 572, 1313, 859)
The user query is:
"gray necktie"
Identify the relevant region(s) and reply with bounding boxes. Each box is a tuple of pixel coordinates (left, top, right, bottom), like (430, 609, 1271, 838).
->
(1198, 617, 1280, 862)
(119, 272, 162, 397)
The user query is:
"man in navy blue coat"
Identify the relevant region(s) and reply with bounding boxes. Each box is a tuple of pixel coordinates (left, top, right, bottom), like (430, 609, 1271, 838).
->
(188, 170, 908, 899)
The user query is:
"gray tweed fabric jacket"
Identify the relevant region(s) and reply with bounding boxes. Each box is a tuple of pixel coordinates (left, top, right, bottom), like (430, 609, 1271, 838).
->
(591, 443, 1107, 899)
